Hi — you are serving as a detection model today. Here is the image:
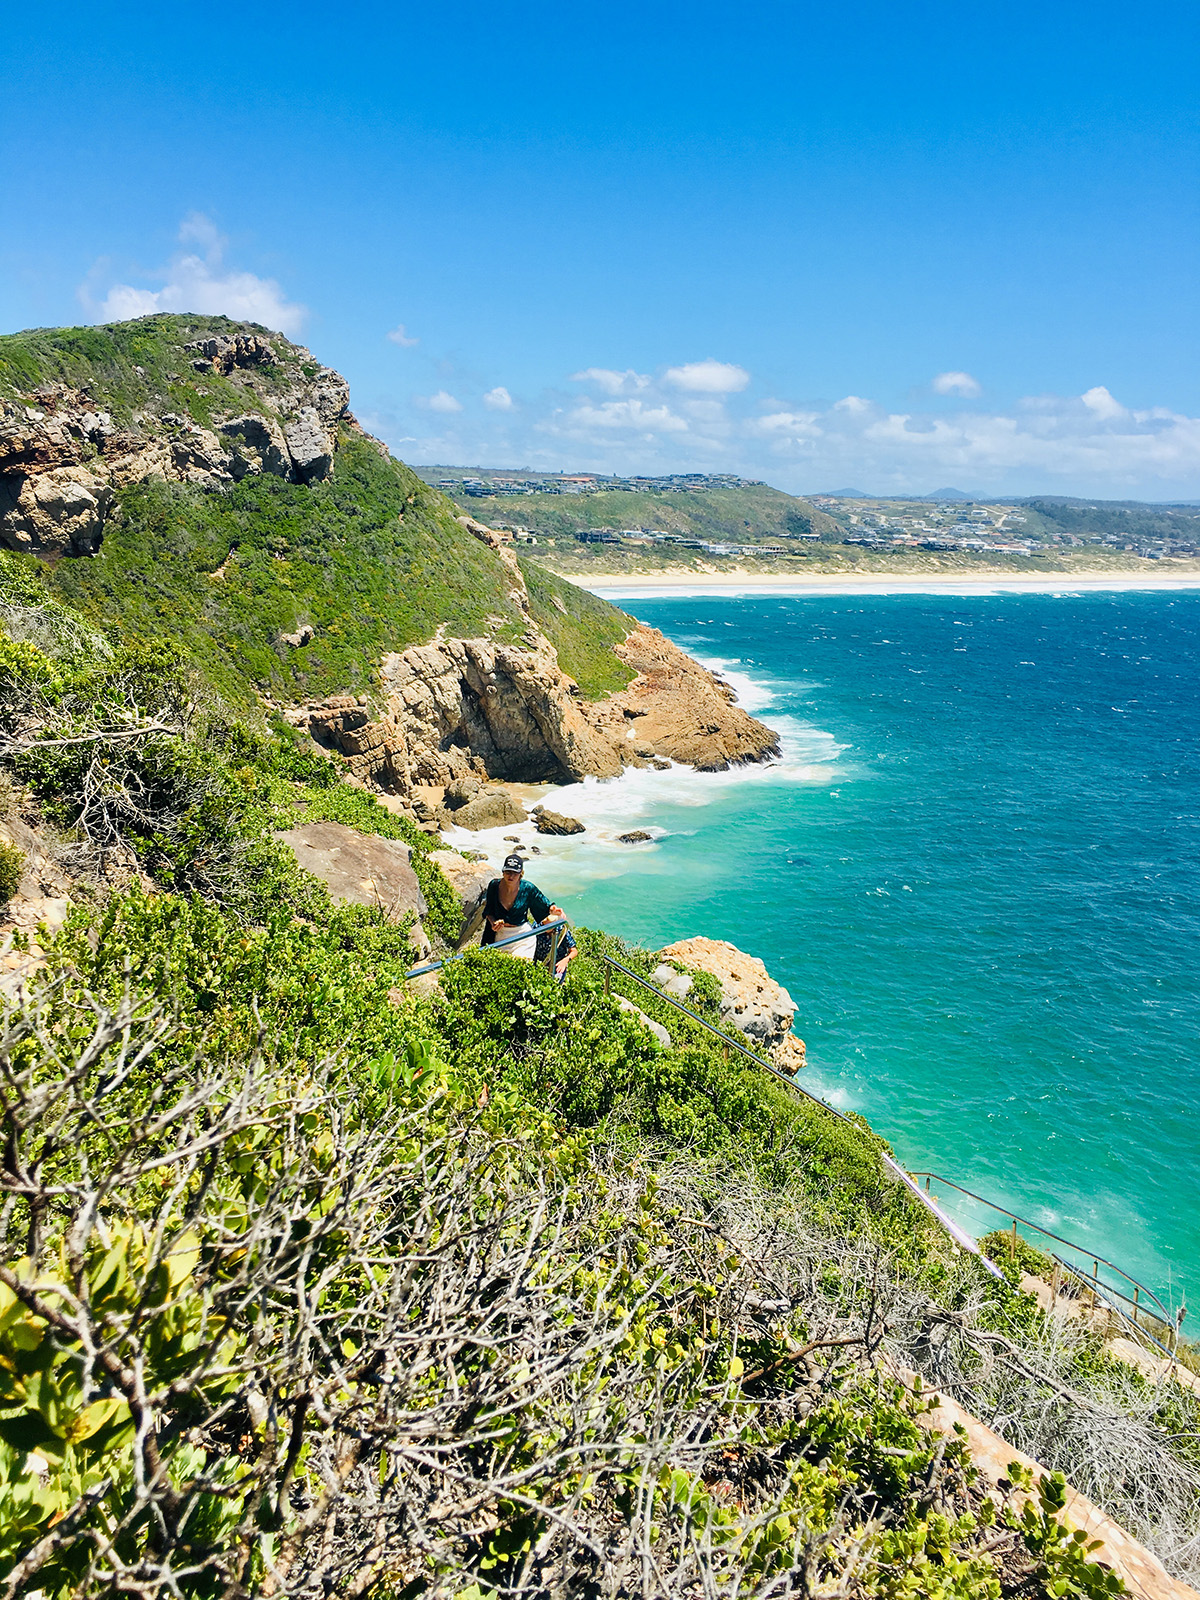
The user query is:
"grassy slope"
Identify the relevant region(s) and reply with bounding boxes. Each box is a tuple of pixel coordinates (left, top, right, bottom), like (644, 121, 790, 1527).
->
(519, 556, 635, 696)
(48, 435, 530, 710)
(0, 314, 303, 428)
(1, 315, 639, 707)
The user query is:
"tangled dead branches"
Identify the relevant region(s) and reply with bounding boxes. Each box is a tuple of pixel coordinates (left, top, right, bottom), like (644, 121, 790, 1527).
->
(0, 988, 1099, 1600)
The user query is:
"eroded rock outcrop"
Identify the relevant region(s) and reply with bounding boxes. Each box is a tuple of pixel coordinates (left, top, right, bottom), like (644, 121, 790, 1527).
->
(601, 626, 781, 771)
(291, 628, 628, 794)
(274, 821, 427, 942)
(286, 544, 780, 802)
(0, 332, 355, 557)
(656, 936, 806, 1072)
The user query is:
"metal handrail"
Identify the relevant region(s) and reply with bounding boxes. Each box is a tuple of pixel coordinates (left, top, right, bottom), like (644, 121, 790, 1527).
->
(907, 1170, 1176, 1332)
(1049, 1258, 1181, 1365)
(403, 933, 1003, 1273)
(404, 917, 570, 980)
(596, 953, 842, 1111)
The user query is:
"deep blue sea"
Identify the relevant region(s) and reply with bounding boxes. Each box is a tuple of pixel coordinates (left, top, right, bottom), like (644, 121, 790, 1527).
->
(450, 589, 1200, 1306)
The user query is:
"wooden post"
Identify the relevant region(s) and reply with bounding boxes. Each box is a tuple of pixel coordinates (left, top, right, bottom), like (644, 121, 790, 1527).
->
(549, 925, 560, 973)
(1010, 1221, 1018, 1262)
(1133, 1286, 1140, 1330)
(604, 965, 611, 995)
(1051, 1260, 1061, 1302)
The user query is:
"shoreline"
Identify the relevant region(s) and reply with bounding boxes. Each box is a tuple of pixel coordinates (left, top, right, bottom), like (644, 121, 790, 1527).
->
(566, 567, 1200, 598)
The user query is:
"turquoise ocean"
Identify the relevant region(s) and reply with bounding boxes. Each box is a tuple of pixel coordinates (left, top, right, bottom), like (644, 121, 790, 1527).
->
(447, 588, 1200, 1306)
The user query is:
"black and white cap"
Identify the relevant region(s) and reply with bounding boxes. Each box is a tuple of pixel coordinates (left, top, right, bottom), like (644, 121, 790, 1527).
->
(502, 853, 525, 873)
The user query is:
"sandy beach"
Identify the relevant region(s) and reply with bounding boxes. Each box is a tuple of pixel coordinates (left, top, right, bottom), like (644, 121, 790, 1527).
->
(571, 567, 1200, 598)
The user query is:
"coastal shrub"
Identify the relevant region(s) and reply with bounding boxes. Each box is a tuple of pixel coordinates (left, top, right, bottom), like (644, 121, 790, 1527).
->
(0, 975, 1126, 1600)
(0, 839, 23, 902)
(980, 1229, 1057, 1282)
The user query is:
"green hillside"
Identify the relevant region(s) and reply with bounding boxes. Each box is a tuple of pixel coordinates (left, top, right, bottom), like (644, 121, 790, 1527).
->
(0, 315, 633, 709)
(449, 481, 842, 544)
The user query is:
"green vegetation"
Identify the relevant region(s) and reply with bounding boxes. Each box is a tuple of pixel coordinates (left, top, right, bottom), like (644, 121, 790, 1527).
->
(1, 315, 641, 708)
(0, 887, 1145, 1599)
(43, 442, 527, 710)
(519, 557, 636, 696)
(457, 481, 840, 546)
(0, 838, 22, 902)
(0, 314, 299, 426)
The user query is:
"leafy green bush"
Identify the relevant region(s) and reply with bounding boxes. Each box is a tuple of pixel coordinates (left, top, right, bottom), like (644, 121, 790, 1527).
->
(0, 839, 23, 902)
(0, 950, 1124, 1600)
(980, 1229, 1057, 1281)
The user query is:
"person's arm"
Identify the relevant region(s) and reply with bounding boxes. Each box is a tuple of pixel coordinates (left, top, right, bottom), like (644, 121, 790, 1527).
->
(526, 884, 553, 923)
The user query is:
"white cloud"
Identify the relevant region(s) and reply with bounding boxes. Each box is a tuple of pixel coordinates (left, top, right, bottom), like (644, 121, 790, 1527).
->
(570, 367, 652, 394)
(664, 359, 751, 393)
(932, 370, 982, 397)
(833, 394, 873, 413)
(387, 323, 419, 347)
(547, 398, 691, 436)
(423, 390, 463, 413)
(1080, 384, 1126, 420)
(84, 213, 307, 336)
(483, 386, 514, 411)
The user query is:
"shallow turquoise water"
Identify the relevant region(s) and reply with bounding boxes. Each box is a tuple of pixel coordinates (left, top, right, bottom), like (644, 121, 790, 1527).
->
(514, 591, 1200, 1306)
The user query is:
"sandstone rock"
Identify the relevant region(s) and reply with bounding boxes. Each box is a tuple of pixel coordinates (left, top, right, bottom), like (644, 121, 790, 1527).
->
(533, 807, 584, 835)
(651, 962, 693, 1000)
(451, 788, 527, 831)
(427, 849, 496, 948)
(615, 994, 671, 1048)
(0, 466, 111, 557)
(280, 624, 314, 648)
(618, 830, 652, 843)
(591, 625, 780, 771)
(220, 413, 291, 478)
(443, 773, 483, 810)
(184, 333, 277, 374)
(284, 409, 335, 482)
(657, 936, 806, 1071)
(275, 821, 426, 927)
(427, 849, 493, 909)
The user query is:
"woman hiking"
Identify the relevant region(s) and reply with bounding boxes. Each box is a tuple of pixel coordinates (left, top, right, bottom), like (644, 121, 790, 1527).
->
(465, 853, 576, 977)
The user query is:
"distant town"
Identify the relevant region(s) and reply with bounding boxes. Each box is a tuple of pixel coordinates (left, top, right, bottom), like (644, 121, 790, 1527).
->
(415, 468, 767, 497)
(411, 467, 1200, 563)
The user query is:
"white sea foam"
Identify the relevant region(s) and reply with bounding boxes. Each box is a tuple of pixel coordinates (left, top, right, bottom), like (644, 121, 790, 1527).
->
(586, 576, 1200, 601)
(443, 655, 846, 891)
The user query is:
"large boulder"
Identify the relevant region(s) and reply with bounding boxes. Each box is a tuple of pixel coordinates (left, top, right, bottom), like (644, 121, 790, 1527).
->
(275, 821, 426, 934)
(0, 466, 111, 557)
(450, 788, 526, 831)
(284, 409, 335, 482)
(533, 807, 585, 836)
(656, 935, 806, 1072)
(220, 413, 291, 479)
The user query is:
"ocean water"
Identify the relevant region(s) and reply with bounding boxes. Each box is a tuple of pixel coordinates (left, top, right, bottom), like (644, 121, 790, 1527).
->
(450, 590, 1200, 1305)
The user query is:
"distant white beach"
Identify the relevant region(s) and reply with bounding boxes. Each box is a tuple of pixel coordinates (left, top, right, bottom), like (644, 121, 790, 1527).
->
(576, 569, 1200, 601)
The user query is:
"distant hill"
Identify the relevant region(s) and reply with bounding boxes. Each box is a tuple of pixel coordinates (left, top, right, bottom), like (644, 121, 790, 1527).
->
(433, 478, 841, 548)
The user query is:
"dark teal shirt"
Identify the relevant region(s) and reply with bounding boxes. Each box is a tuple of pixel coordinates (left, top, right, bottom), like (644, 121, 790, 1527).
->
(481, 877, 552, 942)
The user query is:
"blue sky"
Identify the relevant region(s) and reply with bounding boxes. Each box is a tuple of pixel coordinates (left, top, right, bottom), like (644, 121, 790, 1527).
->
(4, 0, 1198, 497)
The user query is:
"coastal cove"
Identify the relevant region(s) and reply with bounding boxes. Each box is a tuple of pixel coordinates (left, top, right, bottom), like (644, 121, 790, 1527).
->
(456, 587, 1200, 1306)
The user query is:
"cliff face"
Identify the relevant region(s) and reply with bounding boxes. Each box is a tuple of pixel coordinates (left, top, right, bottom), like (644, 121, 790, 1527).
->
(0, 329, 356, 558)
(0, 316, 781, 790)
(285, 532, 779, 798)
